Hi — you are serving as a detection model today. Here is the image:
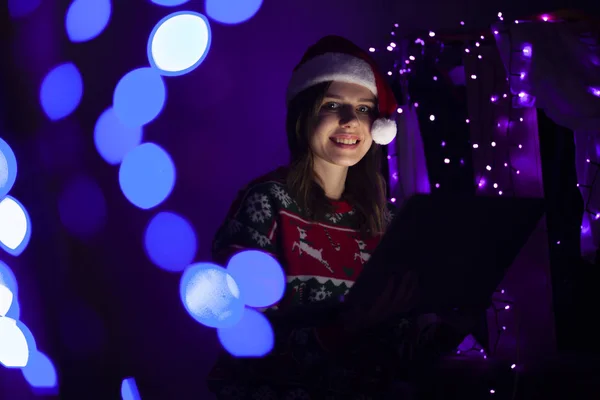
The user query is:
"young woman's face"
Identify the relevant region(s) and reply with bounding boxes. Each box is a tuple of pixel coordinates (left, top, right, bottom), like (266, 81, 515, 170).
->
(309, 81, 376, 168)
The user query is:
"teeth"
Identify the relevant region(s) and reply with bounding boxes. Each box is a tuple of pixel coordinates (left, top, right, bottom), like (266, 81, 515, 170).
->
(334, 138, 358, 145)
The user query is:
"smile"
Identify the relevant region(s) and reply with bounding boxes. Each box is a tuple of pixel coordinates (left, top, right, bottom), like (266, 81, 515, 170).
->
(330, 137, 361, 148)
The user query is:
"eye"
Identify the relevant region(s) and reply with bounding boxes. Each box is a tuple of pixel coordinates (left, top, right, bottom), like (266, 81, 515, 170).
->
(323, 102, 340, 110)
(357, 105, 372, 113)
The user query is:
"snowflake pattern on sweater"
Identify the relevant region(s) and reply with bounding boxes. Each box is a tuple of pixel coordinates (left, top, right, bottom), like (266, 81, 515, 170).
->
(209, 167, 412, 400)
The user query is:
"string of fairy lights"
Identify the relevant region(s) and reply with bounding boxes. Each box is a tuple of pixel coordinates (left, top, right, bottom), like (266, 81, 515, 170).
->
(363, 9, 580, 397)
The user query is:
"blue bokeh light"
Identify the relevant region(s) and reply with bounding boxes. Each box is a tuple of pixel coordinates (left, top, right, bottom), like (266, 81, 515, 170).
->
(119, 143, 176, 209)
(6, 299, 20, 320)
(205, 0, 263, 24)
(0, 317, 29, 368)
(121, 377, 142, 400)
(65, 0, 112, 43)
(58, 174, 107, 238)
(16, 320, 38, 354)
(39, 63, 83, 121)
(7, 0, 41, 18)
(148, 11, 212, 77)
(22, 351, 58, 392)
(149, 0, 190, 6)
(227, 250, 285, 308)
(0, 137, 17, 200)
(94, 107, 143, 165)
(0, 261, 17, 297)
(144, 211, 197, 272)
(0, 196, 32, 256)
(0, 261, 19, 319)
(180, 263, 244, 328)
(217, 308, 274, 357)
(113, 67, 166, 128)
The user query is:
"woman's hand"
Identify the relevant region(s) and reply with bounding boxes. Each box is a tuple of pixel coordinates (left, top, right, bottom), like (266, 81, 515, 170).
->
(340, 270, 420, 335)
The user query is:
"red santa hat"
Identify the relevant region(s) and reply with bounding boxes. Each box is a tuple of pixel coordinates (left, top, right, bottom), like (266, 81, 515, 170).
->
(286, 35, 398, 145)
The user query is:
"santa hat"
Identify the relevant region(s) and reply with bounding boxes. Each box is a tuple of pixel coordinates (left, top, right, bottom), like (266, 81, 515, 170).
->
(286, 35, 398, 145)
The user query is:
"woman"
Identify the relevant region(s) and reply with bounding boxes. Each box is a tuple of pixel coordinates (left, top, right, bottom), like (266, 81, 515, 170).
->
(208, 36, 466, 400)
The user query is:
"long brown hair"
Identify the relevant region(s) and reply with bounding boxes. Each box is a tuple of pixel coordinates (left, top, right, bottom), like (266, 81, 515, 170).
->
(285, 81, 388, 235)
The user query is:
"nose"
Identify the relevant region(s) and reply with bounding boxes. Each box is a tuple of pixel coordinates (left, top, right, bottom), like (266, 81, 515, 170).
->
(339, 106, 360, 128)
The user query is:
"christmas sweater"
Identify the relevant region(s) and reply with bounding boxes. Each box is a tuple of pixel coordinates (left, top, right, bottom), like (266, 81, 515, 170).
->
(208, 167, 410, 400)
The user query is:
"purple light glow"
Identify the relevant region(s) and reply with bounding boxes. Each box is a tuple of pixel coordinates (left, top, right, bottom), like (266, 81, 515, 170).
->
(588, 87, 600, 97)
(522, 44, 532, 57)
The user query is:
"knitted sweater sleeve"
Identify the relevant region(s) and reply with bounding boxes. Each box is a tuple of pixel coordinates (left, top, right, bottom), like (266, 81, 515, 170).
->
(211, 182, 281, 266)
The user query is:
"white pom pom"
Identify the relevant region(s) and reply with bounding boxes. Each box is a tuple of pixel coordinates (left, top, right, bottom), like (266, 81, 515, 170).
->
(371, 118, 397, 145)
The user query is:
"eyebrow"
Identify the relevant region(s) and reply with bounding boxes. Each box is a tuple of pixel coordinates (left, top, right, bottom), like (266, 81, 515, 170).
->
(324, 93, 376, 103)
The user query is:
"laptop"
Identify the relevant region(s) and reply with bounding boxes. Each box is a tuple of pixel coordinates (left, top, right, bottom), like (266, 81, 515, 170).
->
(345, 194, 545, 315)
(270, 194, 545, 327)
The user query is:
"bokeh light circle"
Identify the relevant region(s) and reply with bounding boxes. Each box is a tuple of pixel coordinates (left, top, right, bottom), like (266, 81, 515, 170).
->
(21, 351, 58, 391)
(149, 0, 190, 6)
(227, 250, 285, 308)
(0, 317, 29, 368)
(0, 261, 19, 320)
(65, 0, 112, 43)
(39, 63, 83, 121)
(205, 0, 263, 25)
(113, 67, 166, 128)
(118, 143, 176, 210)
(0, 261, 18, 298)
(0, 137, 17, 199)
(0, 196, 32, 256)
(0, 285, 13, 317)
(148, 11, 212, 76)
(58, 174, 107, 238)
(179, 263, 244, 328)
(217, 308, 274, 357)
(94, 107, 143, 165)
(144, 211, 197, 272)
(121, 377, 142, 400)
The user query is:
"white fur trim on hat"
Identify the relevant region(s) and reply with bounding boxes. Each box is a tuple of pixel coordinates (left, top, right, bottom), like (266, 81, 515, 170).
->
(371, 118, 397, 145)
(286, 53, 377, 104)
